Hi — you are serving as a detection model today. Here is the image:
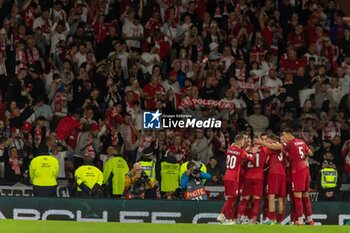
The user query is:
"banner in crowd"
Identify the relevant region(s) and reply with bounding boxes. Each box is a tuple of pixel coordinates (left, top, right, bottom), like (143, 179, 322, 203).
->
(0, 197, 349, 225)
(234, 82, 286, 92)
(179, 98, 235, 111)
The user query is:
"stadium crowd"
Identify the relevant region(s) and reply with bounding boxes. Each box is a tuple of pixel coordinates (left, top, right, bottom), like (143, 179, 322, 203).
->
(0, 0, 349, 202)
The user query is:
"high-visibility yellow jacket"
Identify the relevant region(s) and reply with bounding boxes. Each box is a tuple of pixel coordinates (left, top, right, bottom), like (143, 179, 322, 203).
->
(29, 155, 59, 186)
(160, 161, 180, 192)
(75, 164, 103, 191)
(179, 162, 207, 180)
(103, 156, 129, 195)
(140, 160, 156, 182)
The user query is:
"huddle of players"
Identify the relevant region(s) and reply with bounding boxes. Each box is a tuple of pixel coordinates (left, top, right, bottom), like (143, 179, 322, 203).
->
(217, 129, 314, 225)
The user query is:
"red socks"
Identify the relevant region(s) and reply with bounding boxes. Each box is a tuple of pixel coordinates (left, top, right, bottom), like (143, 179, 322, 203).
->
(302, 196, 312, 218)
(238, 198, 249, 219)
(294, 197, 303, 219)
(226, 197, 236, 220)
(269, 212, 276, 221)
(221, 199, 229, 214)
(277, 213, 284, 223)
(252, 199, 261, 221)
(221, 196, 236, 219)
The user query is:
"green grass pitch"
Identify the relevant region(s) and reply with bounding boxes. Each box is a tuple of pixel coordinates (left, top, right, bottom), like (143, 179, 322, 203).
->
(1, 220, 350, 233)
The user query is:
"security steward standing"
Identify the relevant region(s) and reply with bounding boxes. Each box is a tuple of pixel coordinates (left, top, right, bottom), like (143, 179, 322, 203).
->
(160, 153, 180, 197)
(317, 158, 341, 201)
(140, 148, 157, 183)
(103, 146, 129, 198)
(75, 153, 103, 198)
(29, 149, 59, 197)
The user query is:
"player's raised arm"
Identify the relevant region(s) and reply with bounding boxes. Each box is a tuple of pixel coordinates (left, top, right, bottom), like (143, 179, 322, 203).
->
(253, 137, 283, 151)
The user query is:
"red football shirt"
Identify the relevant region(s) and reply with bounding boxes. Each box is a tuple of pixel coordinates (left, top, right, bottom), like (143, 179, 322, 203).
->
(282, 138, 310, 172)
(143, 83, 165, 110)
(266, 145, 286, 176)
(224, 145, 247, 181)
(244, 146, 269, 180)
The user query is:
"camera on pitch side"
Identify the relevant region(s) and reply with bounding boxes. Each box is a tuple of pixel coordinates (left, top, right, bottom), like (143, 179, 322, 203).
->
(191, 168, 201, 175)
(140, 171, 149, 182)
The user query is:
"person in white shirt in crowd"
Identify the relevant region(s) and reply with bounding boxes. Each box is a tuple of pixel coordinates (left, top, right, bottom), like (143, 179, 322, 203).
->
(190, 128, 209, 165)
(74, 42, 87, 68)
(122, 14, 144, 51)
(162, 70, 181, 95)
(33, 8, 52, 44)
(247, 103, 269, 136)
(50, 144, 67, 178)
(50, 16, 70, 55)
(264, 66, 283, 95)
(141, 43, 161, 75)
(337, 67, 350, 95)
(328, 77, 345, 107)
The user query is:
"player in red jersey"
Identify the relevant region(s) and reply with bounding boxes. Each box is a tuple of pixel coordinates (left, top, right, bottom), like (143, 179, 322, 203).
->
(233, 134, 251, 221)
(263, 133, 286, 225)
(217, 135, 249, 225)
(237, 136, 269, 224)
(254, 129, 314, 225)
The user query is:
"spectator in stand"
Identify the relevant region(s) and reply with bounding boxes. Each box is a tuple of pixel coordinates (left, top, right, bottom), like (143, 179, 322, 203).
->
(206, 157, 222, 186)
(248, 103, 269, 136)
(120, 113, 140, 164)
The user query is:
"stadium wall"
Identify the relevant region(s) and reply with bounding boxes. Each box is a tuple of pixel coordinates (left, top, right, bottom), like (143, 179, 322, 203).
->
(0, 197, 349, 225)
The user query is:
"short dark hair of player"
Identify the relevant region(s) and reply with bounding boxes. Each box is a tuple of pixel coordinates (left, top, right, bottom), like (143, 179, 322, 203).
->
(281, 128, 293, 136)
(267, 133, 278, 141)
(234, 134, 244, 143)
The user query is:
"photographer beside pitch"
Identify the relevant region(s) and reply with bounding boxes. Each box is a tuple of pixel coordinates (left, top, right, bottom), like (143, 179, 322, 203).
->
(180, 161, 211, 200)
(124, 163, 154, 199)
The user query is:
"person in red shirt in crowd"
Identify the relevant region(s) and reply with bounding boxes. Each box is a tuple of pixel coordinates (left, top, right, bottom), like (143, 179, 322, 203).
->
(168, 134, 187, 163)
(237, 136, 269, 224)
(287, 23, 305, 57)
(255, 129, 314, 225)
(55, 111, 83, 146)
(217, 134, 249, 225)
(93, 14, 117, 61)
(144, 8, 163, 37)
(280, 48, 304, 74)
(143, 74, 165, 110)
(304, 14, 319, 46)
(263, 134, 286, 225)
(311, 24, 327, 45)
(21, 0, 40, 31)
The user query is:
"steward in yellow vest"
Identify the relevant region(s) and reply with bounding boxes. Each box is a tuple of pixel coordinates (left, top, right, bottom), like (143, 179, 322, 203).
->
(140, 148, 157, 183)
(317, 159, 340, 201)
(103, 153, 129, 197)
(160, 156, 180, 195)
(75, 153, 103, 198)
(29, 152, 59, 197)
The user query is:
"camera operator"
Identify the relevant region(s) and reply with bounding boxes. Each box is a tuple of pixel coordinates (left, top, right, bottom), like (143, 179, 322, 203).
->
(180, 161, 211, 200)
(124, 163, 154, 199)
